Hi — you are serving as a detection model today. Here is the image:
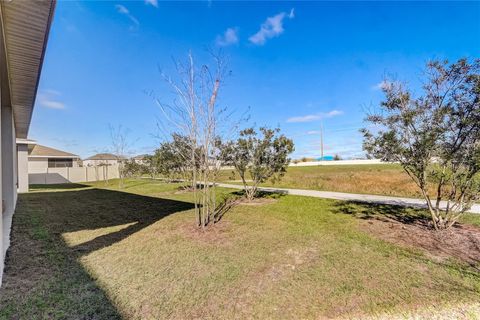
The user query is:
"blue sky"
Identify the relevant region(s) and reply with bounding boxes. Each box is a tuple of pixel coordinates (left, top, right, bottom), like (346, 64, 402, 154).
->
(30, 1, 480, 159)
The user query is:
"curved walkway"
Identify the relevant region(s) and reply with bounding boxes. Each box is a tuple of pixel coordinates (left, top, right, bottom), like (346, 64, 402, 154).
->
(215, 183, 480, 214)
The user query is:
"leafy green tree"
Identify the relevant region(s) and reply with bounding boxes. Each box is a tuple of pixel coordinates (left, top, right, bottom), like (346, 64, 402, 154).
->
(222, 127, 294, 201)
(153, 136, 185, 181)
(362, 58, 480, 230)
(142, 155, 158, 179)
(151, 133, 203, 184)
(123, 160, 147, 178)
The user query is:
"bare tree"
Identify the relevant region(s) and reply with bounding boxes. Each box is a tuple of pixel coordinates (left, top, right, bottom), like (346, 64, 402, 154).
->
(154, 51, 230, 228)
(109, 124, 131, 189)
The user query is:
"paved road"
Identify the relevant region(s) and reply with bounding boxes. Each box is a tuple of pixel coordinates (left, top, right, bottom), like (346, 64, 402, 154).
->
(215, 182, 480, 214)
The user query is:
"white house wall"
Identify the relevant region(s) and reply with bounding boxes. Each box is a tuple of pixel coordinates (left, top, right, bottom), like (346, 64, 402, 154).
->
(17, 144, 28, 193)
(28, 157, 48, 173)
(0, 0, 56, 286)
(0, 90, 17, 285)
(0, 80, 3, 284)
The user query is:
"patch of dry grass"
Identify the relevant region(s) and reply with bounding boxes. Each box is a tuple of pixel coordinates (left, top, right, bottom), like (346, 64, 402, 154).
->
(1, 179, 479, 319)
(219, 164, 438, 198)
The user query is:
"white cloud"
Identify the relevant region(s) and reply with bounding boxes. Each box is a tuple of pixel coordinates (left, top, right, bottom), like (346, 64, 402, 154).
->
(371, 80, 394, 91)
(37, 90, 65, 110)
(288, 114, 322, 123)
(216, 27, 239, 46)
(249, 9, 294, 45)
(115, 4, 139, 30)
(43, 89, 61, 95)
(325, 110, 343, 117)
(115, 4, 129, 14)
(145, 0, 158, 7)
(286, 110, 344, 123)
(40, 100, 65, 109)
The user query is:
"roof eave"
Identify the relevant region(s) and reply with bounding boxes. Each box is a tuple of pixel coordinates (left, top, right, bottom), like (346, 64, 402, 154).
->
(0, 0, 56, 139)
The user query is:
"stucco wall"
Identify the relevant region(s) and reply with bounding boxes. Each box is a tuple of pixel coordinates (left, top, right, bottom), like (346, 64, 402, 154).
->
(17, 144, 29, 193)
(1, 96, 17, 285)
(28, 157, 48, 173)
(0, 85, 3, 286)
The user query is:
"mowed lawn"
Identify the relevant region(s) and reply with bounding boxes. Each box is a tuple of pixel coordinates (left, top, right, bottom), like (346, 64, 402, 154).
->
(219, 164, 431, 198)
(1, 179, 480, 319)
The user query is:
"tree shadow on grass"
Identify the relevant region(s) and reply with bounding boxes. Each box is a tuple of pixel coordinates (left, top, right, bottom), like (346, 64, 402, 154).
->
(208, 189, 286, 224)
(38, 187, 193, 255)
(333, 200, 431, 226)
(0, 187, 194, 319)
(228, 189, 287, 200)
(333, 200, 480, 270)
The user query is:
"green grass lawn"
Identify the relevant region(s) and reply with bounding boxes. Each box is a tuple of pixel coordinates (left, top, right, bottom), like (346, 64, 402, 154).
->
(219, 164, 432, 198)
(1, 179, 479, 319)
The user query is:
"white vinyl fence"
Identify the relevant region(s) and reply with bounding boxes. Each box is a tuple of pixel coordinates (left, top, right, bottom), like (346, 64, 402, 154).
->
(289, 159, 386, 167)
(29, 165, 120, 184)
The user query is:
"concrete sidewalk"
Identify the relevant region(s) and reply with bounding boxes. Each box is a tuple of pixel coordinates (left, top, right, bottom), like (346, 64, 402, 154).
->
(215, 182, 480, 214)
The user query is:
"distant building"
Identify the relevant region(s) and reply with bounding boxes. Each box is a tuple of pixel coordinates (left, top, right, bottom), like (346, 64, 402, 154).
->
(16, 140, 82, 186)
(316, 155, 334, 161)
(132, 154, 150, 165)
(83, 153, 124, 167)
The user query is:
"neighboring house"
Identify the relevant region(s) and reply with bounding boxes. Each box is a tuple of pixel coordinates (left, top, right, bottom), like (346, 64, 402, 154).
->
(27, 144, 80, 173)
(18, 143, 120, 186)
(1, 0, 55, 284)
(19, 141, 83, 185)
(132, 154, 150, 165)
(83, 153, 124, 167)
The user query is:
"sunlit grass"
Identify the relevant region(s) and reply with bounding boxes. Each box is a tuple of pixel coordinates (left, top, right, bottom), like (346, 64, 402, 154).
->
(62, 222, 138, 247)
